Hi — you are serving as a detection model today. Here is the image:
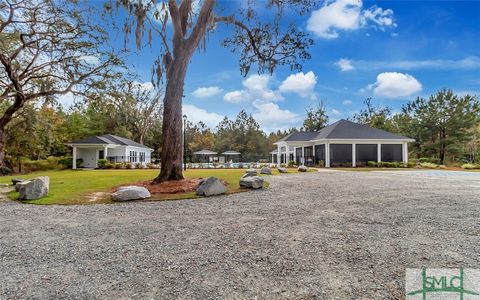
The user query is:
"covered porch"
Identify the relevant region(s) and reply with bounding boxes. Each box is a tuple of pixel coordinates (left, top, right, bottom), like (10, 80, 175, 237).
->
(274, 140, 410, 167)
(71, 144, 125, 169)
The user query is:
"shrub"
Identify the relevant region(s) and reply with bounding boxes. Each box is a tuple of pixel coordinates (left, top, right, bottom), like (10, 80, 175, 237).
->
(146, 163, 158, 169)
(23, 157, 61, 172)
(134, 163, 144, 169)
(287, 160, 296, 167)
(317, 160, 325, 167)
(124, 162, 132, 169)
(419, 162, 438, 169)
(419, 157, 441, 164)
(280, 163, 287, 168)
(97, 159, 109, 169)
(462, 163, 480, 169)
(407, 161, 415, 168)
(58, 157, 83, 169)
(114, 163, 123, 169)
(367, 161, 377, 167)
(0, 166, 12, 175)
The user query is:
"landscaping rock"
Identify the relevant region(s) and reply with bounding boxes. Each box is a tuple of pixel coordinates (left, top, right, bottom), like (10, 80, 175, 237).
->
(298, 165, 308, 172)
(239, 176, 264, 189)
(196, 177, 228, 197)
(17, 176, 49, 200)
(112, 186, 151, 202)
(12, 178, 25, 184)
(244, 169, 258, 177)
(260, 167, 272, 175)
(277, 167, 288, 173)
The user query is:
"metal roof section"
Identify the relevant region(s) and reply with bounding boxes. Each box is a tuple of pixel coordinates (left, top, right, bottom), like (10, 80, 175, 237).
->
(276, 119, 413, 143)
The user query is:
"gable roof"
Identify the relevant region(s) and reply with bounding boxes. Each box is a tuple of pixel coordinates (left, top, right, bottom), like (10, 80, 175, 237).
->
(69, 134, 152, 149)
(276, 119, 413, 143)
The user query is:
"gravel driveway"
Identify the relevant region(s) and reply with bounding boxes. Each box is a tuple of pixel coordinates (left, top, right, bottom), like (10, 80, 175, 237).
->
(1, 170, 479, 299)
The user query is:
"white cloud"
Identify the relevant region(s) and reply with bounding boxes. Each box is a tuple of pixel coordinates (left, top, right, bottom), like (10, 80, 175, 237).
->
(252, 101, 301, 132)
(342, 100, 353, 105)
(307, 0, 395, 39)
(56, 92, 77, 107)
(191, 86, 223, 98)
(369, 72, 422, 98)
(80, 55, 100, 66)
(279, 71, 317, 98)
(336, 59, 355, 71)
(133, 81, 154, 91)
(347, 56, 480, 71)
(183, 104, 224, 128)
(331, 109, 343, 116)
(223, 74, 282, 103)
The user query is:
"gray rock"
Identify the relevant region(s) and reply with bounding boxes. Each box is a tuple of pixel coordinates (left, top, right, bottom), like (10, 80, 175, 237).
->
(17, 176, 49, 200)
(298, 165, 308, 172)
(260, 167, 272, 175)
(239, 176, 264, 189)
(277, 167, 288, 173)
(112, 186, 151, 202)
(244, 169, 258, 178)
(196, 177, 228, 196)
(12, 178, 24, 185)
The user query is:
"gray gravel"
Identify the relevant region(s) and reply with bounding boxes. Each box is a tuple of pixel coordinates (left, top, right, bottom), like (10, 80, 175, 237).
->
(1, 170, 480, 299)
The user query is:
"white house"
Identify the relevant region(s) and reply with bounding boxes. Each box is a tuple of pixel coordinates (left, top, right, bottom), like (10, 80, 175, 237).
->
(273, 119, 414, 167)
(67, 134, 154, 169)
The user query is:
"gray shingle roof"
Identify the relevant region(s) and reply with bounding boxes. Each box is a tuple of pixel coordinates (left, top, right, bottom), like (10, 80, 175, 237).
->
(70, 134, 151, 149)
(277, 119, 412, 142)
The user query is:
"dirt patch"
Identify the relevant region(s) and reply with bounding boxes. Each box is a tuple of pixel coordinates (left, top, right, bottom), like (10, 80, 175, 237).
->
(115, 178, 205, 195)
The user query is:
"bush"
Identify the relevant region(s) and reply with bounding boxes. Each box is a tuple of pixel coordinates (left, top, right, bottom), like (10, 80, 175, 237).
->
(419, 157, 441, 164)
(23, 157, 61, 172)
(134, 163, 144, 169)
(146, 163, 158, 169)
(407, 161, 415, 168)
(419, 162, 439, 169)
(367, 161, 377, 167)
(97, 159, 109, 169)
(0, 166, 12, 175)
(287, 160, 296, 167)
(114, 163, 123, 169)
(124, 162, 132, 169)
(462, 163, 480, 169)
(317, 160, 325, 167)
(58, 157, 83, 169)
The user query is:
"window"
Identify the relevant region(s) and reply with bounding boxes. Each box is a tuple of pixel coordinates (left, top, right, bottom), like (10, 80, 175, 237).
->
(129, 151, 138, 162)
(139, 152, 145, 162)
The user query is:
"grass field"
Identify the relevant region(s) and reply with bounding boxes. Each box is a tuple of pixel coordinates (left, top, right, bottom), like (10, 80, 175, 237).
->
(0, 167, 312, 205)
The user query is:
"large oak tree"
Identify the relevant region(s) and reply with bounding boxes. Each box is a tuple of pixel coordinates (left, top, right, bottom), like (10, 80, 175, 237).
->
(0, 0, 118, 171)
(114, 0, 314, 182)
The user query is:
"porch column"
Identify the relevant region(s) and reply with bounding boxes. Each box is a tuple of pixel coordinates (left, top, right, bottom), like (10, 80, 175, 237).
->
(72, 146, 77, 169)
(403, 142, 408, 163)
(293, 147, 296, 164)
(352, 143, 356, 167)
(277, 146, 281, 167)
(271, 153, 274, 164)
(325, 142, 330, 168)
(377, 144, 382, 163)
(103, 145, 107, 159)
(301, 146, 305, 166)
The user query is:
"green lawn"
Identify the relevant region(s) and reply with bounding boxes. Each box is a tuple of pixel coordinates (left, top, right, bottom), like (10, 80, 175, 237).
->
(0, 167, 312, 205)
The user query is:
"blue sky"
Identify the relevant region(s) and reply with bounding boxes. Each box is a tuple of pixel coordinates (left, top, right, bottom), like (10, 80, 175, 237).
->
(67, 0, 480, 133)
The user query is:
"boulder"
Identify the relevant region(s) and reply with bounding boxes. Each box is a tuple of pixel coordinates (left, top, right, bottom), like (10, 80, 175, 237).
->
(239, 176, 264, 189)
(243, 168, 258, 177)
(17, 176, 49, 200)
(260, 167, 272, 175)
(12, 178, 24, 185)
(196, 177, 228, 196)
(298, 165, 308, 172)
(112, 186, 151, 202)
(277, 167, 288, 173)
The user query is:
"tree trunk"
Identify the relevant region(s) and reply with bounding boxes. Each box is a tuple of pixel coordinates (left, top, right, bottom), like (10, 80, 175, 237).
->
(153, 54, 189, 183)
(0, 126, 6, 169)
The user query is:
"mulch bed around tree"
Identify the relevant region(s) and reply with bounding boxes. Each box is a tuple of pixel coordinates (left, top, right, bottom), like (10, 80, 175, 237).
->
(114, 178, 231, 197)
